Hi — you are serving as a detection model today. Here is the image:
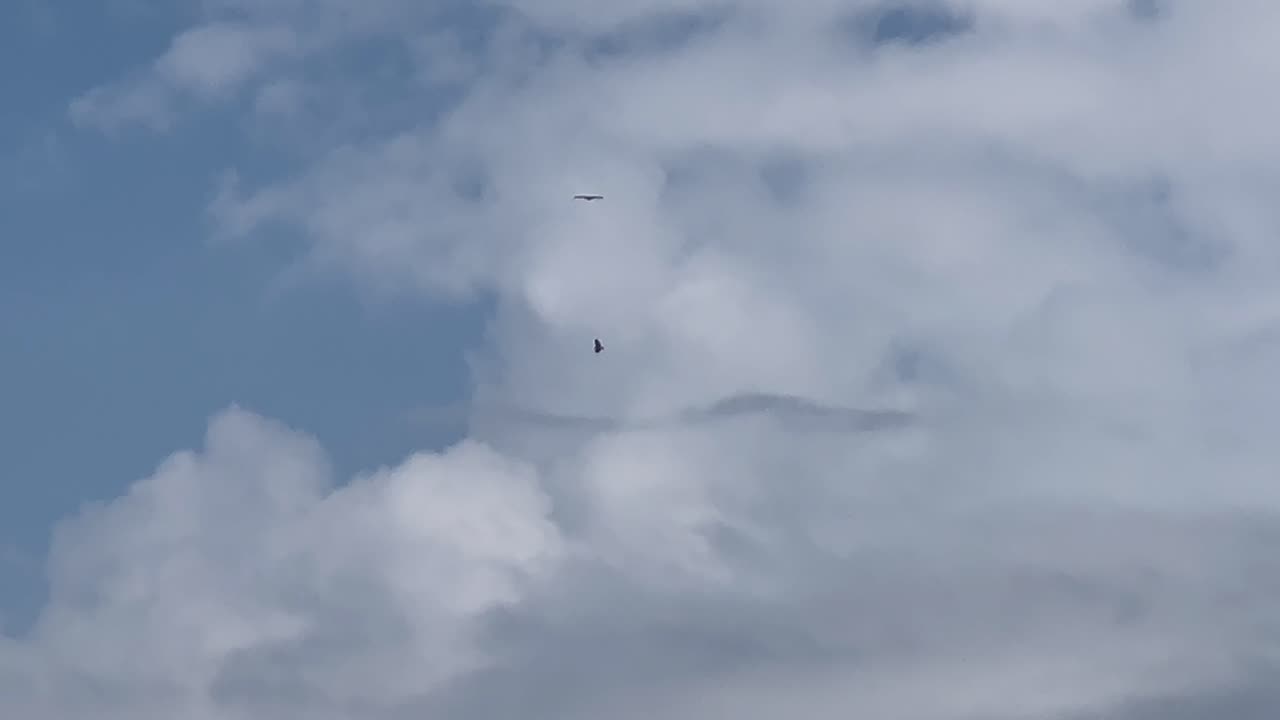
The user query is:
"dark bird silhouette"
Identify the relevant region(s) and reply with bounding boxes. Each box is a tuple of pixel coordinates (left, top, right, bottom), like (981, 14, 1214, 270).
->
(574, 194, 604, 201)
(594, 338, 603, 353)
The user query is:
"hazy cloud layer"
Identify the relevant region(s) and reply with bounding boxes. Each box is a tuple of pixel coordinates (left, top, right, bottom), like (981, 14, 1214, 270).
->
(19, 1, 1280, 718)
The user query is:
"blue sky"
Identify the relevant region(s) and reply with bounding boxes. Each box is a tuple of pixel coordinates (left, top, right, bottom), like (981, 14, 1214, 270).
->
(6, 2, 1280, 718)
(1, 2, 483, 626)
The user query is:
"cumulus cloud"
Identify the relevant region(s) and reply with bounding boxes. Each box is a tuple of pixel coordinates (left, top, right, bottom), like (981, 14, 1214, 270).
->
(27, 0, 1280, 718)
(3, 409, 563, 718)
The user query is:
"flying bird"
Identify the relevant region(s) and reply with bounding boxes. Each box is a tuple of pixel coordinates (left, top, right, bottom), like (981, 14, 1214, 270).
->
(594, 338, 603, 353)
(574, 194, 603, 201)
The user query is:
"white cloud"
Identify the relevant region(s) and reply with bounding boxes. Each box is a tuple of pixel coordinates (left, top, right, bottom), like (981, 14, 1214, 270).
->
(157, 23, 298, 99)
(37, 0, 1280, 717)
(4, 408, 562, 717)
(69, 21, 299, 132)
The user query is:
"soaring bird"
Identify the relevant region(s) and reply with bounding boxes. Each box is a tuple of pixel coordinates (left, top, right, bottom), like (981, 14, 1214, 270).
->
(574, 194, 603, 201)
(594, 338, 603, 353)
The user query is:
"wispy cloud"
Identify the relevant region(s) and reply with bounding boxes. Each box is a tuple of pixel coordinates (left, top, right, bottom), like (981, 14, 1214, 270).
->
(69, 21, 299, 132)
(410, 392, 916, 433)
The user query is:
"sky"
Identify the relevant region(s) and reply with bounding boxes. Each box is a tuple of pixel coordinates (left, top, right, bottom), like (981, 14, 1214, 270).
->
(5, 0, 1280, 718)
(0, 0, 486, 625)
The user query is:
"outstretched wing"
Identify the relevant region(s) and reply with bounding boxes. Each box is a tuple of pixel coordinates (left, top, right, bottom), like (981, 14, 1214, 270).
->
(574, 194, 603, 200)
